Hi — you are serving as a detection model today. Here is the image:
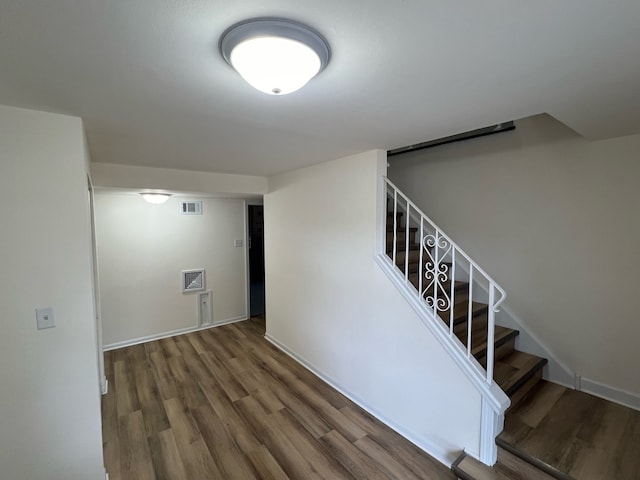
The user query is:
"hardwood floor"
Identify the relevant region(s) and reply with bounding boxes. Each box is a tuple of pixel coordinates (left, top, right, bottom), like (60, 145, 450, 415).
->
(102, 317, 456, 479)
(498, 380, 640, 480)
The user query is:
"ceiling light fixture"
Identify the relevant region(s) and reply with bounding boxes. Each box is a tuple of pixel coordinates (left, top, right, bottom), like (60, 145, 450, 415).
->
(220, 17, 330, 95)
(140, 193, 171, 204)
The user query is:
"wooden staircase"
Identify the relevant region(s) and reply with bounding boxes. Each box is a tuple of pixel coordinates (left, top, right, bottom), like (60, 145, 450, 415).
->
(386, 210, 559, 479)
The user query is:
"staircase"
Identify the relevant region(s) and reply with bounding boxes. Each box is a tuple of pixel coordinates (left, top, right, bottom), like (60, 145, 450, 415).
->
(385, 210, 549, 408)
(383, 179, 640, 479)
(384, 188, 560, 479)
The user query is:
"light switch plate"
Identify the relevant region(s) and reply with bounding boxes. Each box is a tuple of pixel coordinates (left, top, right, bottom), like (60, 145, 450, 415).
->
(234, 239, 243, 247)
(36, 307, 55, 330)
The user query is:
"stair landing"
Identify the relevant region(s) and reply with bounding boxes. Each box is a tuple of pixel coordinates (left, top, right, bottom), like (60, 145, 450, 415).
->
(497, 380, 640, 480)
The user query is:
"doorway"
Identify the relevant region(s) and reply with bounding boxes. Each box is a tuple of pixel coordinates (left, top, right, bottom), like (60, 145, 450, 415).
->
(248, 205, 265, 316)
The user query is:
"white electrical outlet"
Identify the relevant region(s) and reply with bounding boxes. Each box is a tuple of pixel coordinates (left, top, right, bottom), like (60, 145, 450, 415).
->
(36, 307, 55, 329)
(234, 239, 243, 247)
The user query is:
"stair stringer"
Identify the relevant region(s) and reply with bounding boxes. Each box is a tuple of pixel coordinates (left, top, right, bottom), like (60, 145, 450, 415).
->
(375, 253, 510, 466)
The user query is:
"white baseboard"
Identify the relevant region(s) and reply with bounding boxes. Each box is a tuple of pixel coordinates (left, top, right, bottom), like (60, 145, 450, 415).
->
(264, 333, 456, 467)
(579, 377, 640, 411)
(103, 315, 248, 351)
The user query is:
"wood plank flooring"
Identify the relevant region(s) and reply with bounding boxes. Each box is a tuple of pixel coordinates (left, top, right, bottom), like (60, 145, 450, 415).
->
(102, 317, 456, 480)
(498, 380, 640, 480)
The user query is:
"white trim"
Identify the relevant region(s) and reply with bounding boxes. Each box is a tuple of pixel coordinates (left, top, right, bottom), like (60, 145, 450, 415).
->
(103, 316, 247, 351)
(243, 200, 250, 318)
(479, 398, 504, 465)
(264, 333, 456, 467)
(197, 290, 213, 327)
(579, 377, 640, 411)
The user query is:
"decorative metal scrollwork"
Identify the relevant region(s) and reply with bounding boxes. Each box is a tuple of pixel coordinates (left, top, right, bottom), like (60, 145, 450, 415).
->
(421, 233, 452, 312)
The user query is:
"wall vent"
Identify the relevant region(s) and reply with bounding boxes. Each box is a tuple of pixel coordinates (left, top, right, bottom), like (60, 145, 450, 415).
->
(181, 201, 203, 215)
(182, 268, 205, 293)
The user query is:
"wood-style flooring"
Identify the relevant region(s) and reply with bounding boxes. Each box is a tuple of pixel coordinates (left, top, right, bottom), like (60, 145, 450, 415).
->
(102, 317, 456, 479)
(498, 380, 640, 480)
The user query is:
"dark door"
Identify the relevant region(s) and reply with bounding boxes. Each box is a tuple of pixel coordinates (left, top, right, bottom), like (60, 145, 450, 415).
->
(248, 205, 265, 316)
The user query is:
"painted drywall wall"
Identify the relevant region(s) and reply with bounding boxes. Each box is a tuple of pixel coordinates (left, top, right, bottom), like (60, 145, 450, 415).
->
(264, 150, 483, 464)
(95, 194, 248, 346)
(91, 162, 268, 196)
(389, 114, 640, 399)
(0, 105, 105, 479)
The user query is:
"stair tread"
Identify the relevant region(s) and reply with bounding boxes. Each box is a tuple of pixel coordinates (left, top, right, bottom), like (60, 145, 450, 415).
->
(459, 325, 518, 359)
(440, 300, 487, 325)
(422, 280, 469, 299)
(496, 440, 575, 480)
(452, 448, 558, 480)
(494, 350, 548, 396)
(386, 225, 418, 232)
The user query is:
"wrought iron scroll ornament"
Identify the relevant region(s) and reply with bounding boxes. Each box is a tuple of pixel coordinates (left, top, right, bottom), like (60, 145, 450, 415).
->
(421, 233, 452, 312)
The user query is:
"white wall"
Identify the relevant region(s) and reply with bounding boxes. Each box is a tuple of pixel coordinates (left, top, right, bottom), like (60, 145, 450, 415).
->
(0, 105, 105, 479)
(95, 193, 248, 346)
(264, 150, 483, 464)
(389, 114, 640, 400)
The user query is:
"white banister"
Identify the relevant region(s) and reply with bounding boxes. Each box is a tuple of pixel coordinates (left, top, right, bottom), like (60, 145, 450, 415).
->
(486, 284, 496, 383)
(382, 177, 506, 386)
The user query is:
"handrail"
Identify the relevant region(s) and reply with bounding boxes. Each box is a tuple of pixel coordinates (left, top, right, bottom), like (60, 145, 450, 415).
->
(383, 177, 506, 384)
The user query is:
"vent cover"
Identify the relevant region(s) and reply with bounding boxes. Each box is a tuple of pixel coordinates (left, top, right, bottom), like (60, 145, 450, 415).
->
(182, 268, 205, 293)
(181, 201, 203, 215)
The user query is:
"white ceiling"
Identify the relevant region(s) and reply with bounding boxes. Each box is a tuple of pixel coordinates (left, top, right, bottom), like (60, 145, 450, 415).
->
(1, 1, 639, 176)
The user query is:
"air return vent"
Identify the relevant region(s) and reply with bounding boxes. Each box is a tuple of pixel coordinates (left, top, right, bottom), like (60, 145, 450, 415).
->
(182, 268, 205, 293)
(181, 201, 203, 215)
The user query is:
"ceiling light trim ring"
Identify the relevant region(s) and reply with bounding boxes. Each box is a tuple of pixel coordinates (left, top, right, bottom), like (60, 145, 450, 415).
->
(220, 17, 331, 73)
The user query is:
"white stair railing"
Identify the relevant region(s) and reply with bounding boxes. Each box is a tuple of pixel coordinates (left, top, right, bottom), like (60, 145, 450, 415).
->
(383, 177, 506, 384)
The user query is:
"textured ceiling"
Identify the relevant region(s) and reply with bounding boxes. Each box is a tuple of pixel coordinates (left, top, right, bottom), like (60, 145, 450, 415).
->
(1, 1, 639, 176)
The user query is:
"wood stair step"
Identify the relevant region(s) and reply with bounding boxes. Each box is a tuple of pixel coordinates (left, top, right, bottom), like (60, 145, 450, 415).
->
(439, 300, 487, 327)
(386, 223, 418, 232)
(387, 243, 420, 255)
(393, 248, 422, 265)
(417, 279, 469, 301)
(495, 440, 575, 480)
(452, 448, 558, 480)
(458, 326, 519, 363)
(493, 350, 547, 403)
(385, 236, 420, 253)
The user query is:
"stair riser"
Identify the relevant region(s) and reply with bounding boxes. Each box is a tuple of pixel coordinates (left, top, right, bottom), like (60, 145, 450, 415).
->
(425, 291, 471, 309)
(453, 314, 487, 336)
(478, 336, 515, 364)
(441, 304, 487, 328)
(507, 368, 544, 410)
(386, 238, 419, 252)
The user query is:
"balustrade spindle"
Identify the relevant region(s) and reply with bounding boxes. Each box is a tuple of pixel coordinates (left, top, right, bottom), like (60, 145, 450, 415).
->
(419, 217, 424, 296)
(450, 249, 456, 337)
(405, 203, 410, 281)
(486, 285, 496, 383)
(392, 191, 398, 266)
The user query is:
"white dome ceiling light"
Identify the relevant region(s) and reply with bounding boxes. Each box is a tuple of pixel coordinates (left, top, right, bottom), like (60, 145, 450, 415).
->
(220, 18, 330, 95)
(140, 193, 171, 204)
